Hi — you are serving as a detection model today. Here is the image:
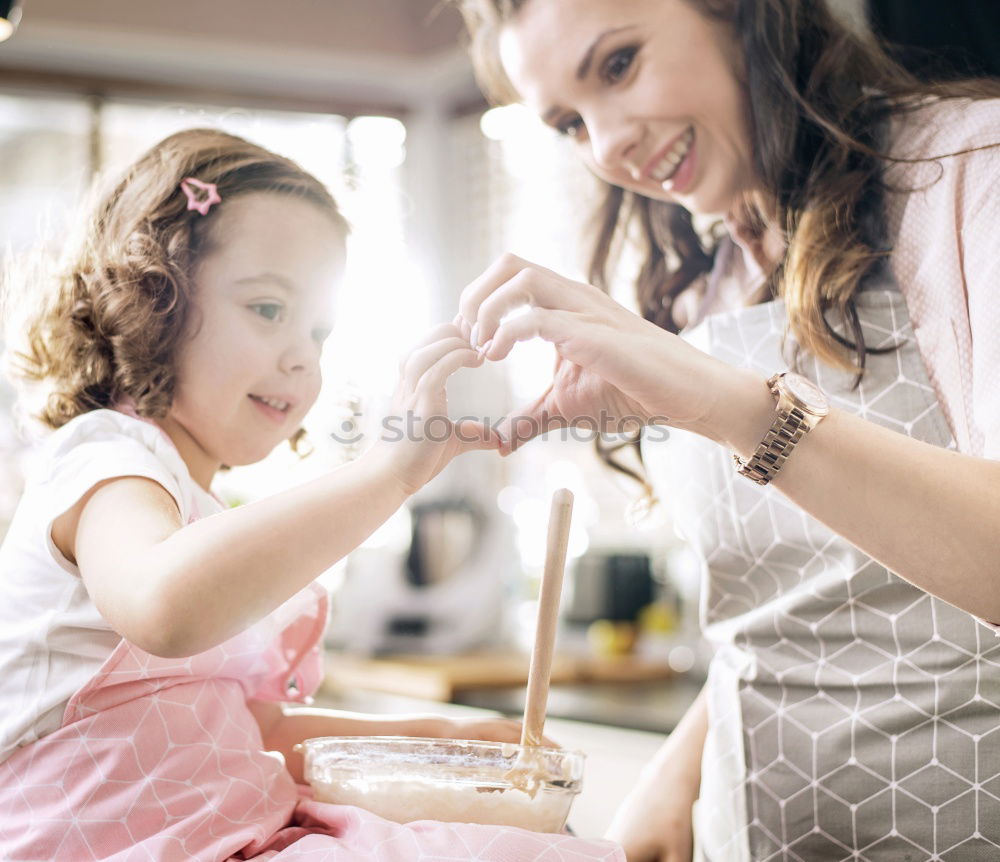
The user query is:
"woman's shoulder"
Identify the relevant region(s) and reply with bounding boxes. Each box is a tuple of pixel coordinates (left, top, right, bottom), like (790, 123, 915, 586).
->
(888, 96, 1000, 162)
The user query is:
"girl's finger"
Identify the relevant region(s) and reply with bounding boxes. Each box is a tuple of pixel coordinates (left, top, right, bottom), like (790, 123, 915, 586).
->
(401, 336, 480, 387)
(453, 313, 472, 342)
(412, 344, 483, 402)
(398, 323, 465, 373)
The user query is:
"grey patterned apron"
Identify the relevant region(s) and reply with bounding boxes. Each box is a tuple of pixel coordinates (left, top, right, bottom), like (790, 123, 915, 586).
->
(643, 274, 1000, 860)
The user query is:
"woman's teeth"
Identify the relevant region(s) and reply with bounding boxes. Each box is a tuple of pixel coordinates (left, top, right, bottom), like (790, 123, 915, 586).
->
(651, 127, 694, 183)
(250, 394, 289, 412)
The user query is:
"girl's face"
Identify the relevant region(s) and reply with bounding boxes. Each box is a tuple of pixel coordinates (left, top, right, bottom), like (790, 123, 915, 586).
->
(498, 0, 758, 217)
(162, 193, 343, 488)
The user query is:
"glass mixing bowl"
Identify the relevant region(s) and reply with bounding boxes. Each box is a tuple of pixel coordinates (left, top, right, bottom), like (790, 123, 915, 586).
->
(298, 736, 585, 833)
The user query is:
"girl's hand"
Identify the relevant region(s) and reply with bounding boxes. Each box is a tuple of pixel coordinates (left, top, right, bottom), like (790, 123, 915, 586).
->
(371, 323, 501, 494)
(439, 715, 557, 748)
(456, 254, 733, 453)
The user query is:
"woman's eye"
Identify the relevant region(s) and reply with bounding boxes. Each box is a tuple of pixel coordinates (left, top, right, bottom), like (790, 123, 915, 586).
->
(602, 46, 638, 84)
(556, 115, 585, 138)
(250, 303, 284, 322)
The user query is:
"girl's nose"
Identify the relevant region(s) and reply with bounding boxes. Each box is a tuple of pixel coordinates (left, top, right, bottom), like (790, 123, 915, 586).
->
(278, 332, 320, 375)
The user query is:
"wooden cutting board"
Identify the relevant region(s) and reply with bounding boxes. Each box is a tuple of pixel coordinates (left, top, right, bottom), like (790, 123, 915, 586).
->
(322, 652, 675, 702)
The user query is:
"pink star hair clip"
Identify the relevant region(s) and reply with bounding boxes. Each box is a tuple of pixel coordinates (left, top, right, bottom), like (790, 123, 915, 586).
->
(180, 177, 222, 216)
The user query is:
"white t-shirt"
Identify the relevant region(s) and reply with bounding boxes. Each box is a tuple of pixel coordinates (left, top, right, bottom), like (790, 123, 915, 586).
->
(0, 409, 222, 763)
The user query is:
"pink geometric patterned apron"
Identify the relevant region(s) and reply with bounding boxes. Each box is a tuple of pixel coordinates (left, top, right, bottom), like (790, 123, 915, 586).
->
(0, 575, 622, 861)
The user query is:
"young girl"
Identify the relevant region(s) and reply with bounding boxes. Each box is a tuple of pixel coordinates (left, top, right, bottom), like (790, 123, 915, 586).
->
(0, 129, 622, 862)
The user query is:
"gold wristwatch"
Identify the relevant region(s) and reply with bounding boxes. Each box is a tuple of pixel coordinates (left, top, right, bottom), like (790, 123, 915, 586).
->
(734, 372, 829, 485)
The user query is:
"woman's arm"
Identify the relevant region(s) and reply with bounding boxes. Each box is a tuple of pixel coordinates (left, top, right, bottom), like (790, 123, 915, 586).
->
(605, 685, 708, 862)
(457, 255, 1000, 623)
(715, 370, 1000, 622)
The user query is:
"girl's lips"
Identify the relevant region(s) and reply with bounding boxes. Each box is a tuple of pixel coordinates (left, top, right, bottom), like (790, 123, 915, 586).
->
(248, 394, 291, 425)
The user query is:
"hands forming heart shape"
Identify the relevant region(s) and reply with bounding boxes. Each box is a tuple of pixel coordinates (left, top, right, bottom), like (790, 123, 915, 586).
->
(376, 253, 748, 495)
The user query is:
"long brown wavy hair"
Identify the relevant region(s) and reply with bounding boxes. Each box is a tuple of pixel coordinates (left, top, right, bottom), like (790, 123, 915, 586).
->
(5, 128, 347, 452)
(454, 0, 1000, 490)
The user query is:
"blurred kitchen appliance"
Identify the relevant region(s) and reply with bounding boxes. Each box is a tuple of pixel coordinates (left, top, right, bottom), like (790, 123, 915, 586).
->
(327, 498, 515, 655)
(563, 550, 655, 625)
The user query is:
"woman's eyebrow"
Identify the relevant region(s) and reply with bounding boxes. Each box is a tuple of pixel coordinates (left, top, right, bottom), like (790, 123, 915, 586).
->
(542, 25, 639, 126)
(576, 25, 638, 80)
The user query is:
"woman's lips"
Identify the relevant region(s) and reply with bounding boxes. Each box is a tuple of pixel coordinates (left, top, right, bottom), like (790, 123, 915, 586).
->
(645, 126, 695, 184)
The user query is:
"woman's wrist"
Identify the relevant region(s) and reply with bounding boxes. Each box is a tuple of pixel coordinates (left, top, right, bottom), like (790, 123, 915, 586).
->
(696, 364, 776, 455)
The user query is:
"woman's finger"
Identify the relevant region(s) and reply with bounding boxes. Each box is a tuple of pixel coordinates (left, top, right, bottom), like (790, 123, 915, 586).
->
(472, 268, 600, 349)
(457, 253, 532, 333)
(481, 306, 576, 362)
(494, 388, 569, 455)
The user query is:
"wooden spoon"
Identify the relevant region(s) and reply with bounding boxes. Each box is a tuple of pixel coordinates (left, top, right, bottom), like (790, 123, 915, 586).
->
(506, 488, 574, 794)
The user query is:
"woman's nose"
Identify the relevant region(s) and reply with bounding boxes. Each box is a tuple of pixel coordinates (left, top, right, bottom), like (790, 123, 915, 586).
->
(588, 114, 641, 177)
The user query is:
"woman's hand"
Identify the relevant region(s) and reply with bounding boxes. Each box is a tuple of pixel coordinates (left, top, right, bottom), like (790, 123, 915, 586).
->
(370, 323, 502, 494)
(604, 760, 699, 862)
(604, 688, 708, 862)
(456, 254, 733, 453)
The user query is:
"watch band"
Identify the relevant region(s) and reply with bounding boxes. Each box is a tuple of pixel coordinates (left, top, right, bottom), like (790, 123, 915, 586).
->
(734, 373, 822, 486)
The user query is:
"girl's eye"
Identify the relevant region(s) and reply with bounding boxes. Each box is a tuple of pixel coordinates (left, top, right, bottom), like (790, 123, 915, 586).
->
(602, 45, 638, 84)
(556, 115, 585, 138)
(250, 302, 284, 322)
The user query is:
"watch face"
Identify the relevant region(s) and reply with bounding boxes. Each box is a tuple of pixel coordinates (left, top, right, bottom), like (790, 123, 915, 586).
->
(783, 373, 829, 412)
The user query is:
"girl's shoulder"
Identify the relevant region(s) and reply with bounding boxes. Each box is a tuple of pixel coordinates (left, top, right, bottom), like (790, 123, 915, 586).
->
(40, 408, 170, 461)
(29, 409, 193, 502)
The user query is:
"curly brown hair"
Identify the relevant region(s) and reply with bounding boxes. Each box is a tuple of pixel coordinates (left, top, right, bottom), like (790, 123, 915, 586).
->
(7, 128, 348, 452)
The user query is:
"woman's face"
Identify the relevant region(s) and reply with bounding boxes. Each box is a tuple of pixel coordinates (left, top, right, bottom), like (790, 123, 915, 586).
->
(499, 0, 758, 217)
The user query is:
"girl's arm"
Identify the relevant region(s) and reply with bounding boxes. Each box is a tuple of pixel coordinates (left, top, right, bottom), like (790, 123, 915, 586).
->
(62, 326, 499, 657)
(248, 701, 530, 785)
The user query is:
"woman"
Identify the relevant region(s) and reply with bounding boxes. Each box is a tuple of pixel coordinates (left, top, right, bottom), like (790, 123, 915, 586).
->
(452, 1, 1000, 859)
